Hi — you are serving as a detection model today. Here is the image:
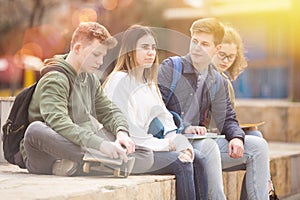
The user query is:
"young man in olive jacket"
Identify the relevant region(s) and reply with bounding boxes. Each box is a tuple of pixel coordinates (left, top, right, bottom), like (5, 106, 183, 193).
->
(158, 18, 270, 199)
(22, 22, 153, 176)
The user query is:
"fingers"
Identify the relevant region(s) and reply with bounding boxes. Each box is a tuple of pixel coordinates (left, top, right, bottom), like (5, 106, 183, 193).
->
(99, 141, 129, 162)
(185, 126, 207, 135)
(168, 139, 176, 151)
(116, 146, 128, 163)
(109, 143, 128, 162)
(178, 151, 193, 162)
(124, 140, 135, 154)
(229, 143, 244, 158)
(116, 131, 136, 154)
(196, 126, 207, 135)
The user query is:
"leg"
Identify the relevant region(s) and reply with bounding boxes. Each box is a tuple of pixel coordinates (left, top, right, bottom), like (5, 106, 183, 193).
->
(193, 149, 208, 200)
(24, 121, 84, 174)
(147, 151, 196, 200)
(217, 135, 269, 200)
(240, 129, 264, 199)
(130, 145, 154, 174)
(191, 139, 226, 200)
(245, 129, 263, 138)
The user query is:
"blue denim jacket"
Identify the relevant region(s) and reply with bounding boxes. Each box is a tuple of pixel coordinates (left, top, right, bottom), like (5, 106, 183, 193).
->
(158, 54, 245, 142)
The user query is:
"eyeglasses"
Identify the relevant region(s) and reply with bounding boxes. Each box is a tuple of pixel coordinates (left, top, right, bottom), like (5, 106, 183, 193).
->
(217, 51, 236, 62)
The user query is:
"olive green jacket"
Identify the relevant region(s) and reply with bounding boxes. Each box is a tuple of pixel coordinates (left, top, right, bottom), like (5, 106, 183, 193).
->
(22, 55, 128, 156)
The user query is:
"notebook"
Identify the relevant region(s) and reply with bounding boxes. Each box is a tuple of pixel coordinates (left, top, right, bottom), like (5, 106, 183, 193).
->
(184, 133, 225, 140)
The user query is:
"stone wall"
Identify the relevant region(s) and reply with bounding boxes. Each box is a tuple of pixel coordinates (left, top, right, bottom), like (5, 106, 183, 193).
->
(235, 99, 300, 143)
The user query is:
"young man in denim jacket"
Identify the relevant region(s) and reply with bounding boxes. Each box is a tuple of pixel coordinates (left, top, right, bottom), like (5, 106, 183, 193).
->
(158, 18, 270, 199)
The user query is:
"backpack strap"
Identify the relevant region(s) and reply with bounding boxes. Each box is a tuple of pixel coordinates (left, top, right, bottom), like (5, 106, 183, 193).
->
(166, 56, 182, 105)
(40, 66, 73, 97)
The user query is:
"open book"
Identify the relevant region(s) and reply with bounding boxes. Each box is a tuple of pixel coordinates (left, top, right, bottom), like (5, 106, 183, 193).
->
(239, 121, 265, 129)
(84, 148, 123, 165)
(184, 133, 225, 140)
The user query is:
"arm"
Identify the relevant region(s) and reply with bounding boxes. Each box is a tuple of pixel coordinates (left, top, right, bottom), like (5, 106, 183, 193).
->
(38, 73, 104, 150)
(211, 74, 245, 158)
(211, 74, 245, 142)
(93, 76, 129, 135)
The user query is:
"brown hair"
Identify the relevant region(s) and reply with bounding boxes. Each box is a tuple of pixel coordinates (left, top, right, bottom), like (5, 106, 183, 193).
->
(105, 25, 159, 87)
(222, 26, 247, 80)
(190, 18, 225, 46)
(71, 22, 117, 49)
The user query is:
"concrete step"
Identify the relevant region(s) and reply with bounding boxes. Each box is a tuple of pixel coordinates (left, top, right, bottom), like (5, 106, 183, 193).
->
(0, 164, 176, 200)
(222, 142, 300, 200)
(0, 142, 299, 200)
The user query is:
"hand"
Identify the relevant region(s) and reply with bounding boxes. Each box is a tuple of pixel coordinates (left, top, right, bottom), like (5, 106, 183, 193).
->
(116, 131, 135, 154)
(178, 148, 193, 163)
(228, 138, 244, 159)
(184, 125, 207, 135)
(99, 141, 128, 162)
(168, 139, 176, 151)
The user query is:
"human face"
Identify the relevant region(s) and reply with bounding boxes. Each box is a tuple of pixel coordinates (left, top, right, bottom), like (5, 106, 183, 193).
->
(79, 40, 108, 73)
(212, 43, 237, 72)
(135, 34, 156, 69)
(189, 32, 219, 69)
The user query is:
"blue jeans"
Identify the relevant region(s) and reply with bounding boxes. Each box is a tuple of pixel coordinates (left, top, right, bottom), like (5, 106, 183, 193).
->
(219, 135, 269, 200)
(239, 129, 269, 200)
(147, 151, 196, 200)
(191, 135, 269, 200)
(190, 138, 226, 200)
(24, 121, 153, 175)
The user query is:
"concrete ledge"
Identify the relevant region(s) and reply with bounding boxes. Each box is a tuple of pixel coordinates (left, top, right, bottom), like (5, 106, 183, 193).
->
(235, 99, 300, 142)
(0, 164, 176, 200)
(0, 142, 299, 200)
(222, 142, 300, 200)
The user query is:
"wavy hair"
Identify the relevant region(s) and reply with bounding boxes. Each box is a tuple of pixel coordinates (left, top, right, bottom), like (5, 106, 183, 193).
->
(222, 26, 248, 80)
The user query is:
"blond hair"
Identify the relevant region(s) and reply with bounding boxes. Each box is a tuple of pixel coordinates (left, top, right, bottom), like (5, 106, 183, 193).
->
(222, 26, 247, 80)
(190, 18, 225, 46)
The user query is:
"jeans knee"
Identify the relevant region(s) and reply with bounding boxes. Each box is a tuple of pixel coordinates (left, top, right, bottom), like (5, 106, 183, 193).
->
(192, 139, 220, 159)
(245, 130, 263, 138)
(24, 121, 44, 142)
(245, 136, 269, 157)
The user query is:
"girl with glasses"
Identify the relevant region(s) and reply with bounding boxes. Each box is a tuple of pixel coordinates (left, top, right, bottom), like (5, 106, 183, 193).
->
(212, 26, 279, 200)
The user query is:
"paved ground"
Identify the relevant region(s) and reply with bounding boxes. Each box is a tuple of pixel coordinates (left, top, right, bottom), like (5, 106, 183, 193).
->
(282, 193, 300, 200)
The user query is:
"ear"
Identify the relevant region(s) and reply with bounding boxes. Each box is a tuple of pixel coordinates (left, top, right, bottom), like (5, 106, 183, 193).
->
(73, 42, 82, 54)
(216, 44, 222, 51)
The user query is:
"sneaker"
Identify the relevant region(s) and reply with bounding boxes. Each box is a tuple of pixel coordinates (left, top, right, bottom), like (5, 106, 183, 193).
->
(269, 190, 279, 200)
(268, 180, 279, 200)
(52, 159, 78, 176)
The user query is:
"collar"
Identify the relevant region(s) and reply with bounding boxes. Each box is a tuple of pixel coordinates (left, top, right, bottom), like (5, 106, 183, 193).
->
(182, 54, 214, 76)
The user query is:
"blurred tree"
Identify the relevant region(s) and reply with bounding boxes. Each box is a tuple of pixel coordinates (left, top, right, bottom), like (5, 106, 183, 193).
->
(0, 0, 62, 55)
(0, 0, 172, 87)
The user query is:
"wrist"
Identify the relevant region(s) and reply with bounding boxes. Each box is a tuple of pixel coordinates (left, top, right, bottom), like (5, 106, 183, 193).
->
(117, 129, 129, 137)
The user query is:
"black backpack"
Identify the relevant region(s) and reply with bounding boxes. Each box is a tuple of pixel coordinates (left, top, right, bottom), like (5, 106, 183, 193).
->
(1, 66, 72, 168)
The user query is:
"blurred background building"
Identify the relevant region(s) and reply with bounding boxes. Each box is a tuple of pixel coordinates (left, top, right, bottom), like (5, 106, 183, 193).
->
(0, 0, 299, 101)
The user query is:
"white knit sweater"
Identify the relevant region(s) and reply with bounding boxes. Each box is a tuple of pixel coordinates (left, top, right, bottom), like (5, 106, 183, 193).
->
(104, 72, 192, 152)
